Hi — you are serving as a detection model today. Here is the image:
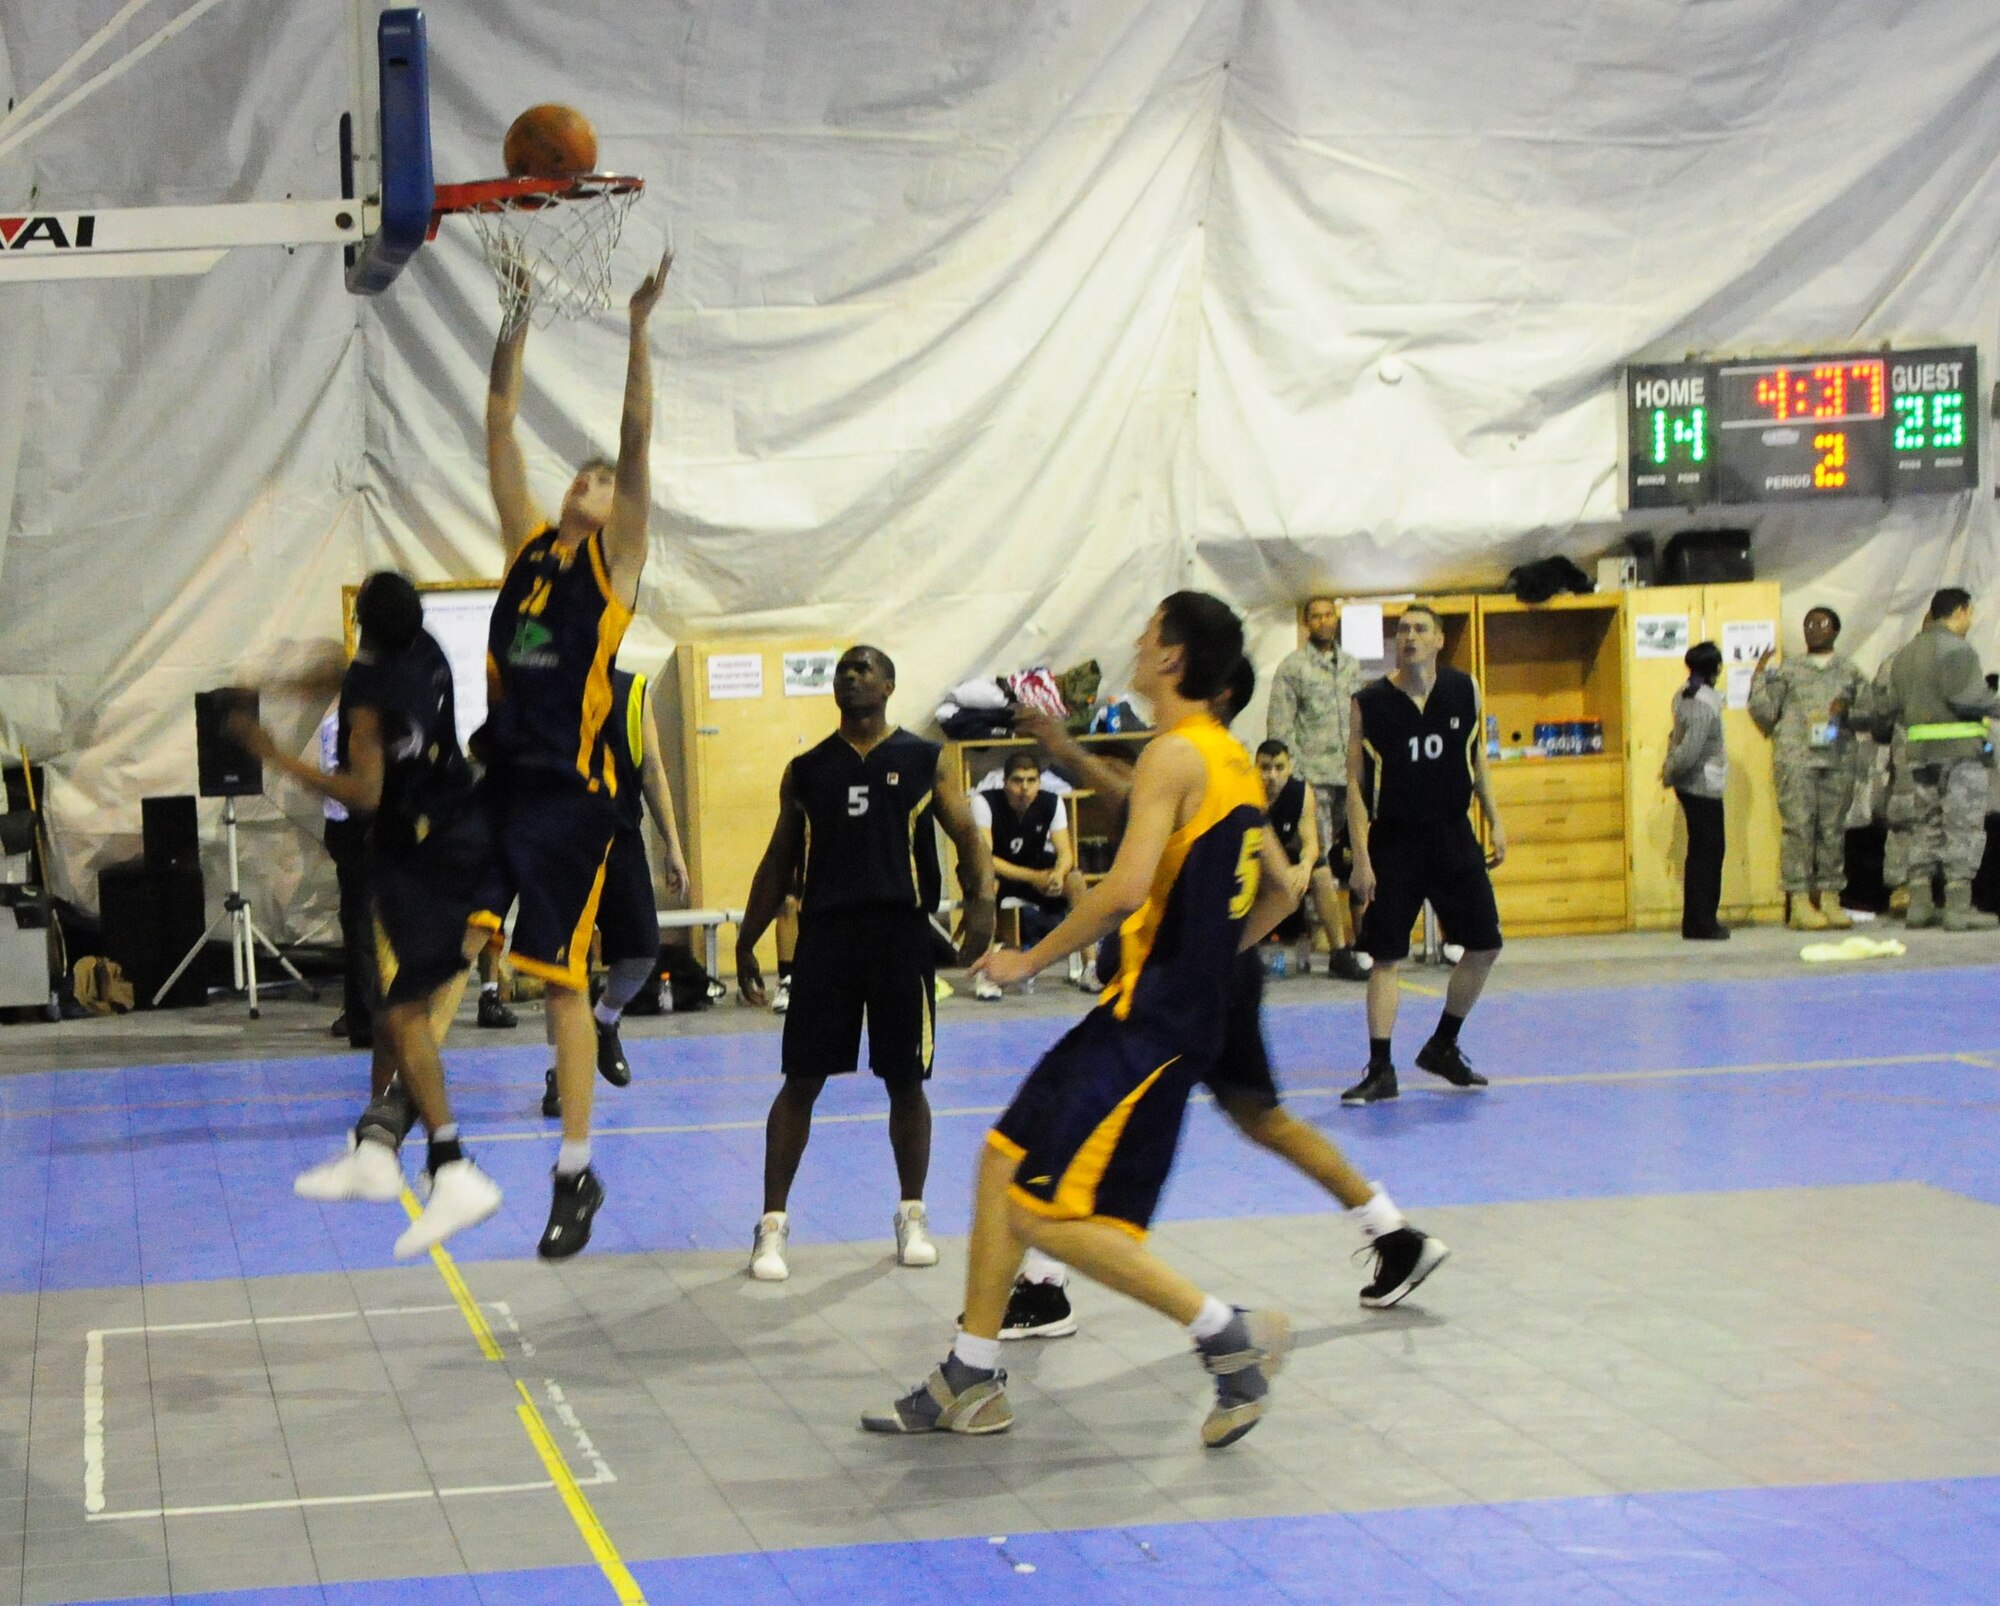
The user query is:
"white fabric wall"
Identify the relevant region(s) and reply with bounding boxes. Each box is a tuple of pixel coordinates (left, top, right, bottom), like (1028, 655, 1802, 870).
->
(1, 0, 1996, 934)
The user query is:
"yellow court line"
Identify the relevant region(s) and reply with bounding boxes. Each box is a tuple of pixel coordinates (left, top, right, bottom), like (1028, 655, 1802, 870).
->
(1397, 978, 1444, 997)
(514, 1380, 647, 1606)
(399, 1191, 648, 1603)
(1957, 1052, 2000, 1072)
(397, 1190, 503, 1362)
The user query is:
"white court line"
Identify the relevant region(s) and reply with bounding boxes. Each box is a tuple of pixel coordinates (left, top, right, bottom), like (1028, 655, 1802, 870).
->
(85, 1301, 515, 1518)
(465, 1051, 1998, 1144)
(87, 1470, 614, 1523)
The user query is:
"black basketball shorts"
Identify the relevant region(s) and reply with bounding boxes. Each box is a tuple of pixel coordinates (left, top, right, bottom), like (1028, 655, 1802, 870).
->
(1356, 816, 1503, 963)
(1200, 948, 1280, 1111)
(370, 816, 490, 1007)
(992, 1006, 1207, 1238)
(472, 771, 618, 993)
(781, 907, 936, 1083)
(596, 827, 657, 965)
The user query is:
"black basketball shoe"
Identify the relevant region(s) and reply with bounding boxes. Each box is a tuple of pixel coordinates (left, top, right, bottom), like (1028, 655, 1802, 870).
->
(539, 1167, 604, 1260)
(998, 1277, 1077, 1340)
(596, 1020, 631, 1087)
(1340, 1066, 1399, 1105)
(1414, 1039, 1488, 1089)
(1358, 1228, 1450, 1308)
(541, 1068, 562, 1120)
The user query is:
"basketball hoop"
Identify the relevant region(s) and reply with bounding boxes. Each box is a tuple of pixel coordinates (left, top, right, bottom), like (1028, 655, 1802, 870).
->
(433, 174, 645, 333)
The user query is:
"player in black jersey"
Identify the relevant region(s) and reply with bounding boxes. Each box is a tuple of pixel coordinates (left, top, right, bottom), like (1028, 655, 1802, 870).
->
(735, 646, 996, 1281)
(231, 574, 503, 1257)
(1342, 605, 1507, 1105)
(539, 667, 687, 1120)
(993, 668, 1449, 1341)
(474, 246, 673, 1258)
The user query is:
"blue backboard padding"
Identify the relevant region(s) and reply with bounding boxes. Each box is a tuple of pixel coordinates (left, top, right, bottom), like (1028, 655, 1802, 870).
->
(346, 8, 434, 296)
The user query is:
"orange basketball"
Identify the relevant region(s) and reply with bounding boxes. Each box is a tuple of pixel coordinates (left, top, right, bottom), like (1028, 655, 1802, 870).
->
(503, 104, 598, 179)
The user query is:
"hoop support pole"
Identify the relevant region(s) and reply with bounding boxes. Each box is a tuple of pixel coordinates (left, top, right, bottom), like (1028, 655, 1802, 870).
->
(0, 200, 362, 284)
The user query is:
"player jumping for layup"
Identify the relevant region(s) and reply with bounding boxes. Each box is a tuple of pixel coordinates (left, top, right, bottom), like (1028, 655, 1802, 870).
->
(474, 247, 672, 1257)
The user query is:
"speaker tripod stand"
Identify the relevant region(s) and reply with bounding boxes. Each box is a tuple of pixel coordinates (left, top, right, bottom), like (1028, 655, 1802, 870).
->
(153, 797, 318, 1018)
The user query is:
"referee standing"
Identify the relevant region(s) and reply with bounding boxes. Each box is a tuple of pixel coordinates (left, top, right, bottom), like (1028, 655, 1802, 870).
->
(1341, 605, 1507, 1104)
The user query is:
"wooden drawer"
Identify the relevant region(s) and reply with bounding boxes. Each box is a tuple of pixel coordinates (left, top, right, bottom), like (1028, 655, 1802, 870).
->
(1502, 796, 1625, 843)
(1496, 877, 1628, 926)
(1491, 839, 1625, 885)
(1486, 758, 1624, 807)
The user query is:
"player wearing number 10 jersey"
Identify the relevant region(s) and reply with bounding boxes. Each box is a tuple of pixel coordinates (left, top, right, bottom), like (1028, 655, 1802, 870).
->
(1341, 604, 1508, 1105)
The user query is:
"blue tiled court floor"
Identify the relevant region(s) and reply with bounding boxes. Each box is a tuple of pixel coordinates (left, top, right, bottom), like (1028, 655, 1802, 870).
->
(4, 959, 1998, 1603)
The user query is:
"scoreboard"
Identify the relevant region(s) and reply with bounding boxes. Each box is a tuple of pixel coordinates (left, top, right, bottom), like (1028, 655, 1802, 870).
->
(1623, 347, 1978, 509)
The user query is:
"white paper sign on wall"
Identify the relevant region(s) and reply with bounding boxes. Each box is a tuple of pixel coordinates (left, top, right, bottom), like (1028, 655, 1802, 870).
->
(707, 653, 765, 700)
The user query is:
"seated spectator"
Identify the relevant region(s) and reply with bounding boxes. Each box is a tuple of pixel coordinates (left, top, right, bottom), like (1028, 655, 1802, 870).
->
(1255, 740, 1318, 964)
(971, 752, 1087, 997)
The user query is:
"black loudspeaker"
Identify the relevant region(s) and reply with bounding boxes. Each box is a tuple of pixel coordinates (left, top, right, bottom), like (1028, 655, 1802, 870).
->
(2, 763, 47, 815)
(194, 689, 262, 798)
(142, 795, 200, 871)
(1661, 529, 1754, 586)
(99, 861, 208, 1008)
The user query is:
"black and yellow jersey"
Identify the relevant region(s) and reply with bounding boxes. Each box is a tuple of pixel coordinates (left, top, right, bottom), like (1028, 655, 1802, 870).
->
(1103, 714, 1266, 1054)
(791, 729, 942, 920)
(606, 668, 648, 832)
(480, 525, 633, 792)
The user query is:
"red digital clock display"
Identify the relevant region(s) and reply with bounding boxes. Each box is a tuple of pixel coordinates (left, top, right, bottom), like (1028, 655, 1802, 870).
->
(1717, 359, 1886, 428)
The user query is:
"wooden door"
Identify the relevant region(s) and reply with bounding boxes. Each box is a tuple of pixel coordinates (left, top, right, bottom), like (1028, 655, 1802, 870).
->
(1624, 582, 1783, 928)
(676, 640, 842, 973)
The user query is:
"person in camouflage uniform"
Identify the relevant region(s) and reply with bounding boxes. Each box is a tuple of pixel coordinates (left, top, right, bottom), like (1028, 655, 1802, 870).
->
(1869, 588, 1999, 932)
(1748, 606, 1866, 930)
(1267, 595, 1367, 978)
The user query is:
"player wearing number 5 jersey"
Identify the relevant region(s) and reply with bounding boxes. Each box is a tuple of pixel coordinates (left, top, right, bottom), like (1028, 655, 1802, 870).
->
(864, 593, 1307, 1449)
(1342, 605, 1507, 1105)
(735, 646, 996, 1282)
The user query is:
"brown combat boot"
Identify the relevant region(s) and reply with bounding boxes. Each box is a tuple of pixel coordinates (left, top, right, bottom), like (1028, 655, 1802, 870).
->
(1817, 897, 1853, 930)
(1941, 882, 1998, 932)
(1905, 881, 1940, 929)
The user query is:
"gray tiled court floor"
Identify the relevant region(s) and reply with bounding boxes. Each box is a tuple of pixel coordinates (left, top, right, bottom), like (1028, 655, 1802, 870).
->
(8, 1181, 1997, 1602)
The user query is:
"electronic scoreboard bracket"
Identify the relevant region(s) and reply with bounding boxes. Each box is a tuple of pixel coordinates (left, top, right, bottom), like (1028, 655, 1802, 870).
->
(1622, 347, 1979, 510)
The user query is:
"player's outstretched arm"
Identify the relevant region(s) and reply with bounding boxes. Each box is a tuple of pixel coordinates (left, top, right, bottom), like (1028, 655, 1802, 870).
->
(230, 705, 384, 816)
(735, 762, 805, 1005)
(486, 313, 545, 558)
(975, 733, 1199, 987)
(604, 247, 673, 608)
(933, 755, 997, 964)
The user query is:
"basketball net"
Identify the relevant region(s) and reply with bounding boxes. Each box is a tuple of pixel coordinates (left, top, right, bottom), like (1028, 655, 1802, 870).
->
(445, 178, 643, 334)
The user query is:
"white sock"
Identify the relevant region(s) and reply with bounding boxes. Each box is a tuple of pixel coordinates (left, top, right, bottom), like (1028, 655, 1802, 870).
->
(899, 1198, 926, 1218)
(1353, 1186, 1407, 1242)
(431, 1122, 458, 1143)
(593, 999, 622, 1028)
(1186, 1295, 1234, 1342)
(951, 1332, 1002, 1372)
(556, 1139, 592, 1177)
(481, 981, 498, 996)
(1020, 1248, 1069, 1286)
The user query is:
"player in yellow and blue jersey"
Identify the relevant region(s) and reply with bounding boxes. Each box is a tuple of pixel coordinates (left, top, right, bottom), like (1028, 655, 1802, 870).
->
(863, 592, 1307, 1449)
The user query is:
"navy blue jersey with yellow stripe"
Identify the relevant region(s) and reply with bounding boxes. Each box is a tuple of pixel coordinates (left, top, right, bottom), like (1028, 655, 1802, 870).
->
(606, 668, 648, 832)
(1102, 714, 1267, 1059)
(791, 729, 943, 920)
(480, 525, 633, 792)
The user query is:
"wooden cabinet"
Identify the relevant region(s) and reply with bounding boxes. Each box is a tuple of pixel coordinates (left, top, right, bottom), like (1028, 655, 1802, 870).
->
(1321, 581, 1782, 935)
